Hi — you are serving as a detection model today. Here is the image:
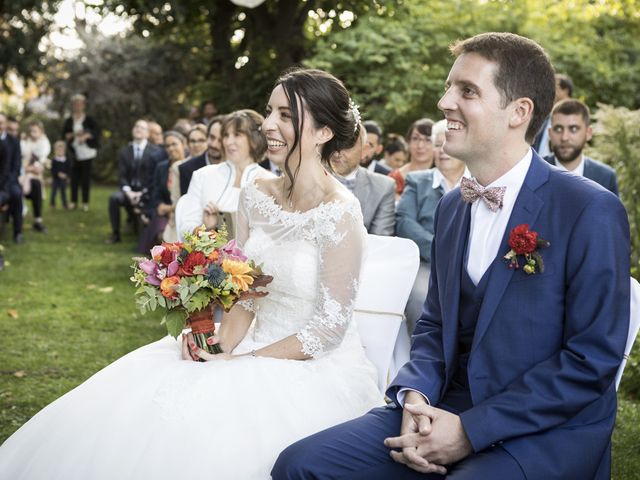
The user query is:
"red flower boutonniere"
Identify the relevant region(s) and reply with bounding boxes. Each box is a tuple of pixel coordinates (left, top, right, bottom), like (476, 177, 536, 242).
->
(503, 224, 550, 275)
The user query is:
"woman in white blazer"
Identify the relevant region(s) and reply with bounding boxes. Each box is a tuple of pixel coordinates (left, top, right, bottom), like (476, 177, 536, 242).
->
(176, 110, 274, 240)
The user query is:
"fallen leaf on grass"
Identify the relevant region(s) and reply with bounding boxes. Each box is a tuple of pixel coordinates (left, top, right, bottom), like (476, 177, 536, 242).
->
(7, 309, 18, 319)
(85, 284, 96, 290)
(13, 370, 27, 378)
(27, 281, 38, 287)
(98, 286, 114, 293)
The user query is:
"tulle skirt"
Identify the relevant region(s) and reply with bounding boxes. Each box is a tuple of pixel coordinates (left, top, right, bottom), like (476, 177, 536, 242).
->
(0, 332, 382, 479)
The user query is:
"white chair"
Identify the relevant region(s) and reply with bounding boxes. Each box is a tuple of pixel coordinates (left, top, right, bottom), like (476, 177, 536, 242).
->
(354, 235, 420, 393)
(615, 277, 640, 390)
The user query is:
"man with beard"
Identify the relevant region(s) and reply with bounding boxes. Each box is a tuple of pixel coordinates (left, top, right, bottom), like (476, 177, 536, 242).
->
(179, 115, 224, 195)
(545, 99, 618, 195)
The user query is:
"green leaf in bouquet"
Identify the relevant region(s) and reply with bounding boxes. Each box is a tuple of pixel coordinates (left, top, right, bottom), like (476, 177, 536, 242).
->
(157, 295, 166, 308)
(178, 284, 191, 304)
(164, 309, 187, 338)
(144, 286, 157, 297)
(149, 296, 157, 311)
(185, 289, 212, 313)
(218, 292, 235, 311)
(189, 283, 200, 294)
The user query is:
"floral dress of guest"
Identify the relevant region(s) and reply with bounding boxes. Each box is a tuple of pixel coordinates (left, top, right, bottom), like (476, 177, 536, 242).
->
(0, 181, 383, 480)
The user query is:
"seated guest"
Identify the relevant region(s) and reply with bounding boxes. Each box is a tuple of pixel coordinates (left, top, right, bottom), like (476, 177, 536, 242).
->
(388, 118, 434, 198)
(50, 141, 70, 209)
(137, 131, 187, 253)
(379, 134, 408, 171)
(106, 119, 160, 244)
(544, 98, 618, 195)
(331, 122, 395, 236)
(179, 115, 225, 195)
(20, 119, 50, 233)
(361, 120, 390, 174)
(176, 110, 273, 239)
(0, 112, 24, 243)
(396, 119, 468, 332)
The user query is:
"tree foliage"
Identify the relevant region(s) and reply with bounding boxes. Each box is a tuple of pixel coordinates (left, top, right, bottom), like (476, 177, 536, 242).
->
(307, 0, 640, 133)
(45, 26, 200, 179)
(92, 0, 391, 112)
(0, 1, 61, 87)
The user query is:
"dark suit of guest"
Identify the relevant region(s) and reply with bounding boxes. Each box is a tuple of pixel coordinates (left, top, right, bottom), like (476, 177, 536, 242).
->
(108, 142, 159, 238)
(259, 158, 282, 176)
(544, 154, 618, 195)
(368, 159, 391, 175)
(179, 153, 207, 196)
(62, 115, 100, 204)
(0, 133, 23, 239)
(137, 159, 171, 253)
(275, 153, 629, 480)
(0, 141, 9, 206)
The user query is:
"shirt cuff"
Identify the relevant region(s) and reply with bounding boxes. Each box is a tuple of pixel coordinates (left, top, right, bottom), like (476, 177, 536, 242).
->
(122, 185, 132, 193)
(397, 388, 431, 407)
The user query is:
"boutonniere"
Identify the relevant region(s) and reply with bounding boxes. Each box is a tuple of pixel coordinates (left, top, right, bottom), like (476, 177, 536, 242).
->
(503, 224, 550, 275)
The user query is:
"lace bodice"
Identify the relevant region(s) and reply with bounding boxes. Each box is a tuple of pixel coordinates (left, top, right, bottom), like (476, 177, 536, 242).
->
(237, 182, 366, 357)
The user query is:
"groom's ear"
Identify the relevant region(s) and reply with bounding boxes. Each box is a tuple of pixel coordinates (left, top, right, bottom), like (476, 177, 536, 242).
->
(315, 125, 334, 146)
(509, 97, 534, 131)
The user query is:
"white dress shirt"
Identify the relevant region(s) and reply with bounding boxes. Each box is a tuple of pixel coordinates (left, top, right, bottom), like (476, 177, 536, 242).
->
(432, 167, 471, 195)
(397, 149, 533, 406)
(553, 154, 585, 177)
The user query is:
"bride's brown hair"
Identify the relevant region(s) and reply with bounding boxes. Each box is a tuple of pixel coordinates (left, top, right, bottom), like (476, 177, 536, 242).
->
(274, 68, 360, 199)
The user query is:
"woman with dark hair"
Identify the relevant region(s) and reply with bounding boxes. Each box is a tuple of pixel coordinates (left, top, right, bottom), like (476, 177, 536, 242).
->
(0, 69, 382, 480)
(379, 133, 408, 171)
(176, 109, 273, 239)
(388, 117, 435, 198)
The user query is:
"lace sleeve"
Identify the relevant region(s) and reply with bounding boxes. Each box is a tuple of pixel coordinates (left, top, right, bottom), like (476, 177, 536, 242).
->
(296, 201, 366, 357)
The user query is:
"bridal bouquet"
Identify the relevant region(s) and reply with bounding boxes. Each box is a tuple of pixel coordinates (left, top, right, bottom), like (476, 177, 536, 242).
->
(131, 226, 272, 355)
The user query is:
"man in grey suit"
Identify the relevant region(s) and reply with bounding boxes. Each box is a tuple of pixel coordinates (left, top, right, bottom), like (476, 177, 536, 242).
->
(544, 99, 618, 195)
(331, 123, 395, 236)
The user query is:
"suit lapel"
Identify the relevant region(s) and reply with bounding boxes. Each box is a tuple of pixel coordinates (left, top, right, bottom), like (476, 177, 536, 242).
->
(441, 198, 471, 366)
(471, 154, 549, 352)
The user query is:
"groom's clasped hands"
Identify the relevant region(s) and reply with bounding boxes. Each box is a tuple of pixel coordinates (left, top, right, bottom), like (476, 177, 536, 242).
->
(384, 393, 473, 475)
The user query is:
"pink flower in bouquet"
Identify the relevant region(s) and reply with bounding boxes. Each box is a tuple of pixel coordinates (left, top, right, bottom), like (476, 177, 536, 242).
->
(151, 245, 165, 261)
(139, 259, 161, 286)
(222, 239, 248, 262)
(160, 276, 180, 299)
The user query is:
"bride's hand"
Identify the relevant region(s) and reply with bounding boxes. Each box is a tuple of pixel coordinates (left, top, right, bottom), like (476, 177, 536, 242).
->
(181, 332, 232, 361)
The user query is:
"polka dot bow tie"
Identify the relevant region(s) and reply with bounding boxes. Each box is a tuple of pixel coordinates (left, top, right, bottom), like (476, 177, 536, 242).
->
(460, 177, 506, 212)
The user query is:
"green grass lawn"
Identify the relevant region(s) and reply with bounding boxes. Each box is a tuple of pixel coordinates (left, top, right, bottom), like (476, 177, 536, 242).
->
(0, 185, 639, 478)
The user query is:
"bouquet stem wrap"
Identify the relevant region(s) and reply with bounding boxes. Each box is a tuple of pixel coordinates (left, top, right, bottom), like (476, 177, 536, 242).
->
(188, 305, 223, 357)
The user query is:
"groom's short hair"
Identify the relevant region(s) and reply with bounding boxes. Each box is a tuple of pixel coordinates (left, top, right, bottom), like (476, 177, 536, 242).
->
(450, 32, 555, 144)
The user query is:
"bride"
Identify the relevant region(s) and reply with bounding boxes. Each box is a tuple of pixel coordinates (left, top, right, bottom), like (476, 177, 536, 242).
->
(0, 68, 383, 479)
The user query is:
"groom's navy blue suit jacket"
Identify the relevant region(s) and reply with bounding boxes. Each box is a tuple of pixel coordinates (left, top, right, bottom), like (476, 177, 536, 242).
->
(388, 151, 630, 479)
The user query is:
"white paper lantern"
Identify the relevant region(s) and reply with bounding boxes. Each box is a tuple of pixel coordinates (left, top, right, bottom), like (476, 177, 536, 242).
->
(229, 0, 267, 8)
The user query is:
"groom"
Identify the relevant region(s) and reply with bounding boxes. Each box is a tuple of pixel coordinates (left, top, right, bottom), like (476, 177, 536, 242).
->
(272, 33, 629, 479)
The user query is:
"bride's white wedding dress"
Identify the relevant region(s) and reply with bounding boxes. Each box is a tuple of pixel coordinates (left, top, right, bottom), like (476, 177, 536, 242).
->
(0, 182, 383, 479)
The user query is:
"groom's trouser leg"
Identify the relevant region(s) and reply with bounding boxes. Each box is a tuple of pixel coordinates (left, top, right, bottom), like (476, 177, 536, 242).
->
(272, 406, 431, 480)
(272, 405, 526, 480)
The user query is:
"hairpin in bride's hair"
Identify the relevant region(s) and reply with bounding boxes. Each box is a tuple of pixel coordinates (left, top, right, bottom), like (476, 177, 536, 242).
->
(348, 99, 361, 133)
